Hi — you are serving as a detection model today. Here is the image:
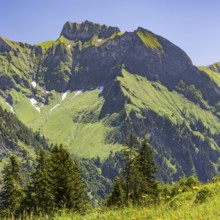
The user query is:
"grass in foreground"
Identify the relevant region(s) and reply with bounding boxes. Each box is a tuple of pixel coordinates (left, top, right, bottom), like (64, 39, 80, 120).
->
(52, 195, 220, 219)
(6, 180, 219, 220)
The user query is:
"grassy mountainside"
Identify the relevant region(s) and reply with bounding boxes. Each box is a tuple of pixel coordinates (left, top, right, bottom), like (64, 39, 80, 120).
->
(0, 21, 220, 183)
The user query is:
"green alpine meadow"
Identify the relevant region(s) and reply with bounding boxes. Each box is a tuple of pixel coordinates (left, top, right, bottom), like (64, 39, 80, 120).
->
(1, 20, 220, 218)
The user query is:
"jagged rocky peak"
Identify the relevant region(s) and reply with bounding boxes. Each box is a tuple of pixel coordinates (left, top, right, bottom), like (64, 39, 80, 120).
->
(60, 20, 121, 42)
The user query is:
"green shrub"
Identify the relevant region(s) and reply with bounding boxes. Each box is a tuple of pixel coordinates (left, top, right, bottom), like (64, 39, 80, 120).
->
(195, 187, 213, 204)
(169, 191, 194, 209)
(212, 176, 220, 183)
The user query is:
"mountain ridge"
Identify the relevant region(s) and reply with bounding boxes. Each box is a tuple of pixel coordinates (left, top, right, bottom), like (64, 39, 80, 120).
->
(0, 20, 220, 182)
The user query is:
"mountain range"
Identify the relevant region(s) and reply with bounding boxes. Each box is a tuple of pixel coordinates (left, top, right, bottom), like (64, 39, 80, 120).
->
(0, 20, 220, 183)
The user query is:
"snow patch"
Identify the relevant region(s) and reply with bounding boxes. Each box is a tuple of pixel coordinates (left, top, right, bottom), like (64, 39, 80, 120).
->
(50, 104, 60, 112)
(30, 98, 41, 112)
(50, 91, 69, 112)
(99, 86, 104, 93)
(62, 91, 69, 101)
(41, 89, 50, 95)
(31, 81, 36, 89)
(72, 90, 83, 99)
(6, 102, 15, 114)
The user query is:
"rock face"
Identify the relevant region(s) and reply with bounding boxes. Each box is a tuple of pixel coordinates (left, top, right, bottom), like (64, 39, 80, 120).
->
(1, 20, 220, 182)
(61, 20, 121, 42)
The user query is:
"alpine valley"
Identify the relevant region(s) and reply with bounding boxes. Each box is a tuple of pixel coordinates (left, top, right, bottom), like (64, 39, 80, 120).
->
(1, 20, 220, 200)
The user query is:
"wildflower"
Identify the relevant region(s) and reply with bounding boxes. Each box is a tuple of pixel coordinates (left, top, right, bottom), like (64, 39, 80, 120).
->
(192, 186, 199, 191)
(166, 195, 171, 199)
(178, 189, 182, 193)
(142, 194, 148, 198)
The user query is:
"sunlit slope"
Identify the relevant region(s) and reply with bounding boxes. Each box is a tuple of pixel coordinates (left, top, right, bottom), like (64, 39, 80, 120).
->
(7, 89, 122, 158)
(7, 68, 220, 161)
(119, 69, 220, 135)
(199, 66, 220, 88)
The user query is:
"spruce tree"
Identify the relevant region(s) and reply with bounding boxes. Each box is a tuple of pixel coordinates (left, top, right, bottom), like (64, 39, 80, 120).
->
(25, 149, 54, 214)
(50, 144, 88, 212)
(106, 177, 125, 207)
(120, 136, 157, 206)
(134, 139, 158, 199)
(122, 133, 140, 205)
(0, 155, 24, 217)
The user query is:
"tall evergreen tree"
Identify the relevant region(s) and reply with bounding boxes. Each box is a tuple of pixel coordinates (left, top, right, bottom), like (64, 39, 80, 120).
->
(133, 139, 158, 203)
(25, 149, 54, 214)
(105, 177, 125, 207)
(0, 155, 24, 217)
(50, 144, 88, 212)
(122, 133, 140, 205)
(109, 135, 158, 206)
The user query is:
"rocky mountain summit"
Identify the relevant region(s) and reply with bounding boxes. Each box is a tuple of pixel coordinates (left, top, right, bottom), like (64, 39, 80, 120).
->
(61, 20, 121, 42)
(1, 21, 220, 182)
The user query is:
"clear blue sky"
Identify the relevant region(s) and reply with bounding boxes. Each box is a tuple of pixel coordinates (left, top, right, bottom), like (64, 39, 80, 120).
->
(1, 0, 220, 66)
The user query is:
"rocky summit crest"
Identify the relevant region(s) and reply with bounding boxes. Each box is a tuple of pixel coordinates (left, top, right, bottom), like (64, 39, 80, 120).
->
(60, 20, 121, 42)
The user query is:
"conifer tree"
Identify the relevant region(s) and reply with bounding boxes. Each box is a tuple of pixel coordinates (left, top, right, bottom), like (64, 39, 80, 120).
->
(50, 144, 88, 212)
(133, 139, 158, 203)
(25, 149, 54, 214)
(122, 133, 139, 205)
(0, 155, 24, 217)
(106, 177, 125, 207)
(116, 136, 158, 206)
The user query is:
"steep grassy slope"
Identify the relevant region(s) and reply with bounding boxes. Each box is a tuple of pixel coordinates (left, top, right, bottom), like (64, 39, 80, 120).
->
(3, 88, 122, 159)
(199, 65, 220, 87)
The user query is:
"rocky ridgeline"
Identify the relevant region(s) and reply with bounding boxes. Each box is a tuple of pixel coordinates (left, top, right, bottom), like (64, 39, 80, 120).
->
(61, 20, 121, 42)
(0, 20, 219, 105)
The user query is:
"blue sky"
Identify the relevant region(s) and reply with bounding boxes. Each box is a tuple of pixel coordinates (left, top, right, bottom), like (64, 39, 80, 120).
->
(0, 0, 220, 65)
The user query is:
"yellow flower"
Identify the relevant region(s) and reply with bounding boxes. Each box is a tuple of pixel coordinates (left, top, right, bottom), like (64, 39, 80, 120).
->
(192, 186, 199, 191)
(142, 193, 148, 198)
(166, 195, 171, 199)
